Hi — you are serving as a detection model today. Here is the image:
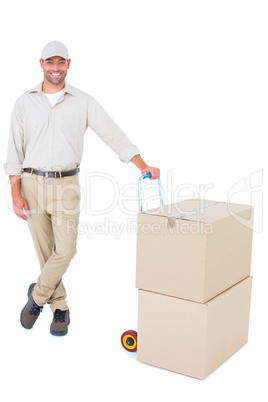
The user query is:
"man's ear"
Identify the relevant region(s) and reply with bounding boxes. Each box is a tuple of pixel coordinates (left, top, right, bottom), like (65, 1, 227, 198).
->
(67, 59, 71, 69)
(39, 58, 44, 69)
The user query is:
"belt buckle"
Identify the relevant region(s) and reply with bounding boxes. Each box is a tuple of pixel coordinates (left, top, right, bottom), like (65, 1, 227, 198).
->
(45, 171, 49, 178)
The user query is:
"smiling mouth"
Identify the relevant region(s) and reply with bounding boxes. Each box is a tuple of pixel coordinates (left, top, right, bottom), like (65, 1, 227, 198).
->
(51, 73, 61, 76)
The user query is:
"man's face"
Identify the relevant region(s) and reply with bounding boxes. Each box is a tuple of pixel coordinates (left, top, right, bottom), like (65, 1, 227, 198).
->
(40, 56, 71, 85)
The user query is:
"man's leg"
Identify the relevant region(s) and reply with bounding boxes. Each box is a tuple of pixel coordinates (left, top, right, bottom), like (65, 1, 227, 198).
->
(27, 210, 71, 311)
(33, 207, 80, 312)
(20, 172, 55, 328)
(31, 174, 80, 312)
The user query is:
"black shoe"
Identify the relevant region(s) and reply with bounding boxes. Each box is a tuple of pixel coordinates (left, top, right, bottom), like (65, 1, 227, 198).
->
(50, 309, 70, 336)
(20, 283, 43, 329)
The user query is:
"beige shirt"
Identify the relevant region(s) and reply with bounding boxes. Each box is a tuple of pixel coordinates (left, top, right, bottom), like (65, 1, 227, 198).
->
(4, 82, 140, 175)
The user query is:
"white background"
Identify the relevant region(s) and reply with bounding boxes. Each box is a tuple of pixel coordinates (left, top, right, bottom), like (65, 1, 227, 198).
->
(0, 0, 267, 401)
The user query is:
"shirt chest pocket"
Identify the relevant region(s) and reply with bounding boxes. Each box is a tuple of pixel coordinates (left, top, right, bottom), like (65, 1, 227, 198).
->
(57, 113, 87, 137)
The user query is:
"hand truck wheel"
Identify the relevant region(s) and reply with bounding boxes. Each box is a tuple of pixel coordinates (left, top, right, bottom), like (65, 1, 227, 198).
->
(121, 330, 137, 352)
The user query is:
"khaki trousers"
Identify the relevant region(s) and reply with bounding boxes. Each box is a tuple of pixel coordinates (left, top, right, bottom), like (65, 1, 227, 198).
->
(21, 172, 80, 312)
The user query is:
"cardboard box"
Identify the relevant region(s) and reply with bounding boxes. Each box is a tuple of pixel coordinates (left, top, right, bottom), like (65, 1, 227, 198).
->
(136, 199, 253, 303)
(137, 276, 252, 380)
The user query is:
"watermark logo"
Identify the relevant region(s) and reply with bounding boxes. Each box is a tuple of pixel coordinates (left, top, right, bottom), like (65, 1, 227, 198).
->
(5, 169, 263, 236)
(227, 169, 263, 233)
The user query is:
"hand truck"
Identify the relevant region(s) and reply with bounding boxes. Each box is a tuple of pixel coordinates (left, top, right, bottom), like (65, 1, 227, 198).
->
(121, 173, 164, 352)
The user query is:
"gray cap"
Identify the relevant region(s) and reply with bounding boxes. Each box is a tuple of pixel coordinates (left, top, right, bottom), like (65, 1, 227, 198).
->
(41, 41, 69, 60)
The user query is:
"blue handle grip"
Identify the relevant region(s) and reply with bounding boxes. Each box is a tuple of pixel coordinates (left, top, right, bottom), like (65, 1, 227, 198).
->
(142, 173, 152, 179)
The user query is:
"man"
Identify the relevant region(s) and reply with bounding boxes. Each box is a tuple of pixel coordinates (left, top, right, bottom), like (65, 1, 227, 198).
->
(4, 41, 160, 336)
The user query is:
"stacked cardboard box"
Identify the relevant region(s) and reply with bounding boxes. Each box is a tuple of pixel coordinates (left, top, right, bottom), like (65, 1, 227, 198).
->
(136, 199, 254, 380)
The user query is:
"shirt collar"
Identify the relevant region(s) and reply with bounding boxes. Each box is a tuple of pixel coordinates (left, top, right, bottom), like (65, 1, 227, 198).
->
(28, 83, 43, 94)
(64, 82, 75, 96)
(28, 81, 75, 96)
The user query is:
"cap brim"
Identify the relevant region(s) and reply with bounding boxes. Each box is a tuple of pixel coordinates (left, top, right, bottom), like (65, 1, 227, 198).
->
(42, 52, 69, 60)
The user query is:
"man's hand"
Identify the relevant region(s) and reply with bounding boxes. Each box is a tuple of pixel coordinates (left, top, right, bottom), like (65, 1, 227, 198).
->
(12, 193, 29, 221)
(140, 166, 160, 180)
(131, 155, 160, 179)
(9, 175, 29, 221)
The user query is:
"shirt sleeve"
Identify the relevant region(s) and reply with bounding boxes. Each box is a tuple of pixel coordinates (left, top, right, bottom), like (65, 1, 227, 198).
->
(87, 95, 140, 163)
(3, 101, 25, 176)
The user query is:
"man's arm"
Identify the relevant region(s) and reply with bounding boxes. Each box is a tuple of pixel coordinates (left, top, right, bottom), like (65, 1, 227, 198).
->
(131, 154, 160, 179)
(4, 100, 29, 220)
(9, 175, 29, 221)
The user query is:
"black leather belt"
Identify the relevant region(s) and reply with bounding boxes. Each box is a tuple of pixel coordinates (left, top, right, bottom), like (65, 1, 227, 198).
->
(23, 167, 80, 178)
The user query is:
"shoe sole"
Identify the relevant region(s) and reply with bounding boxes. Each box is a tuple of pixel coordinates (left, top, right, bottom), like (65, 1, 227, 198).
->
(20, 283, 37, 329)
(50, 317, 71, 337)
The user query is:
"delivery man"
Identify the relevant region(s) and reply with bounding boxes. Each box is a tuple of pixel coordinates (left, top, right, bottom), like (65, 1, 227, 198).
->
(4, 40, 160, 336)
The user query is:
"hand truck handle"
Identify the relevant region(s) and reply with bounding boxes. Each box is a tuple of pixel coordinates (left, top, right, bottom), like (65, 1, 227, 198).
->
(138, 173, 164, 212)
